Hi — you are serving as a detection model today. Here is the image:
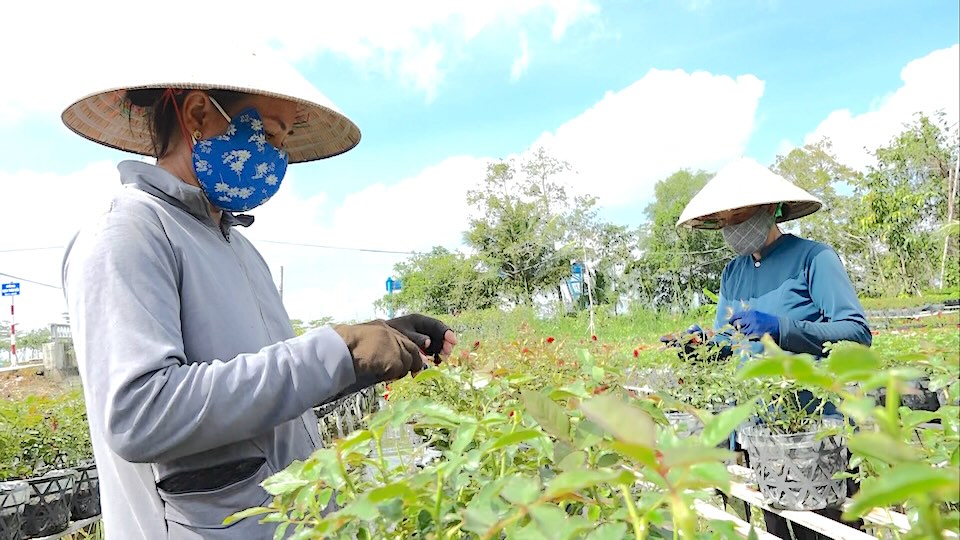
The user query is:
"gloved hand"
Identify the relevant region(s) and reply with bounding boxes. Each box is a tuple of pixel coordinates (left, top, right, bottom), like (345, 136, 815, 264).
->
(660, 324, 733, 362)
(728, 310, 780, 342)
(333, 320, 424, 385)
(385, 313, 455, 364)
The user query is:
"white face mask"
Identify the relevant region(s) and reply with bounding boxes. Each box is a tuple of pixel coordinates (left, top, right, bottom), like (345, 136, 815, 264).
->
(722, 208, 775, 256)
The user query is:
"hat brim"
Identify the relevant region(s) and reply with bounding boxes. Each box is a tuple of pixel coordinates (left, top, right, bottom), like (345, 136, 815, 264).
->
(681, 200, 823, 230)
(61, 83, 360, 164)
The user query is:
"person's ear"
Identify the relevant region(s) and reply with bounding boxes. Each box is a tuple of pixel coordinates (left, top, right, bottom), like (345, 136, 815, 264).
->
(180, 91, 210, 140)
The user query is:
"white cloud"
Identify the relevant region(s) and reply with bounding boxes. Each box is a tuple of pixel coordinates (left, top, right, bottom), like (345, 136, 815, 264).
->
(511, 32, 532, 82)
(532, 68, 765, 206)
(804, 44, 960, 170)
(0, 161, 124, 332)
(0, 0, 599, 123)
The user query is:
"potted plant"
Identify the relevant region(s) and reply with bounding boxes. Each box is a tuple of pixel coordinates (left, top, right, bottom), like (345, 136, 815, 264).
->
(737, 383, 848, 511)
(20, 469, 77, 538)
(0, 481, 27, 540)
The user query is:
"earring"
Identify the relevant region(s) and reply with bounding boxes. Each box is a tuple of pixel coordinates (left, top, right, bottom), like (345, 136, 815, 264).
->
(193, 129, 203, 141)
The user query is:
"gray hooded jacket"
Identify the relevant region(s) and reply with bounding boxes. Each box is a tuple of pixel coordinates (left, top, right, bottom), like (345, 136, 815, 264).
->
(62, 160, 356, 539)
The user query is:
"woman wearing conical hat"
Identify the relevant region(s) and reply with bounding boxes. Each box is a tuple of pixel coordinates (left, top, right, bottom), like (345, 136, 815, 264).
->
(60, 47, 456, 539)
(664, 157, 871, 539)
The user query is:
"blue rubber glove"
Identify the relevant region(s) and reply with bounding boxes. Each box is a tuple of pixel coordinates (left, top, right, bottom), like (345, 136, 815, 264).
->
(728, 310, 780, 342)
(659, 324, 731, 362)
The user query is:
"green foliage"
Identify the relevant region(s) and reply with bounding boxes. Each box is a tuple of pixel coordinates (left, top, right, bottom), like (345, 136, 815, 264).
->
(376, 246, 500, 315)
(0, 390, 92, 480)
(630, 170, 729, 310)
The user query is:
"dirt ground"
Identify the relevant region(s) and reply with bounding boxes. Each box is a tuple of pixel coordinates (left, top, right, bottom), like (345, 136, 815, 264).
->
(0, 366, 81, 400)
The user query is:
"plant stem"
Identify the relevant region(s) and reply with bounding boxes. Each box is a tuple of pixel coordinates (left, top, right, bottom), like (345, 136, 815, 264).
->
(433, 468, 444, 533)
(482, 508, 528, 540)
(619, 484, 645, 539)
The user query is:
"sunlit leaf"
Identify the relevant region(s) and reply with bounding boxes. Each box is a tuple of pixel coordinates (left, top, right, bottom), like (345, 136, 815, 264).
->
(544, 469, 632, 499)
(683, 462, 730, 492)
(844, 463, 960, 518)
(500, 474, 541, 505)
(451, 422, 479, 454)
(486, 429, 544, 453)
(556, 450, 587, 471)
(700, 403, 754, 448)
(336, 429, 372, 453)
(367, 482, 417, 504)
(662, 446, 734, 469)
(522, 389, 572, 442)
(824, 344, 880, 382)
(579, 394, 655, 447)
(848, 432, 917, 465)
(262, 468, 309, 496)
(224, 506, 273, 525)
(585, 522, 628, 540)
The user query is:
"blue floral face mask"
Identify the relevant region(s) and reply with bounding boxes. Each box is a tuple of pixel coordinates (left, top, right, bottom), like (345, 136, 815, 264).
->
(192, 97, 288, 212)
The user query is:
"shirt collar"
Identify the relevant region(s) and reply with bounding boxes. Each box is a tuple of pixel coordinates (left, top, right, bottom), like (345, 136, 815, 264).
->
(117, 160, 255, 235)
(757, 233, 793, 260)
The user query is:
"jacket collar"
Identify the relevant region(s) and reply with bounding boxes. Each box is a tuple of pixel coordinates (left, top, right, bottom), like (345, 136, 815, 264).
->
(117, 160, 255, 235)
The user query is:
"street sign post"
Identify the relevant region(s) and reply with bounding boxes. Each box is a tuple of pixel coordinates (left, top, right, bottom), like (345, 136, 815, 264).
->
(2, 283, 18, 366)
(385, 277, 403, 318)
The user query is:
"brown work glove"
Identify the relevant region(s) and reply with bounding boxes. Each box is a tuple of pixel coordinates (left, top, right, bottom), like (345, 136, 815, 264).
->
(333, 320, 424, 386)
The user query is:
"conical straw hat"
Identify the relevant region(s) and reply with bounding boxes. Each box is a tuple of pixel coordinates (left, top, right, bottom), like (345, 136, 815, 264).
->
(677, 157, 822, 229)
(61, 47, 360, 163)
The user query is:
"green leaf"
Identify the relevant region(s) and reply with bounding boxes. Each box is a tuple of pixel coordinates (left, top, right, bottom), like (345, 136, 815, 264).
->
(702, 288, 720, 304)
(596, 452, 620, 468)
(462, 503, 500, 535)
(521, 389, 572, 442)
(485, 429, 543, 453)
(847, 432, 916, 465)
(261, 469, 309, 496)
(585, 522, 628, 540)
(224, 506, 273, 525)
(700, 403, 754, 448)
(500, 474, 542, 505)
(451, 422, 479, 454)
(683, 462, 730, 491)
(337, 429, 372, 453)
(824, 345, 880, 382)
(662, 446, 734, 469)
(367, 481, 416, 504)
(592, 366, 605, 383)
(556, 450, 587, 471)
(578, 394, 655, 448)
(735, 358, 787, 380)
(611, 441, 659, 470)
(544, 469, 631, 499)
(845, 463, 960, 518)
(413, 368, 447, 383)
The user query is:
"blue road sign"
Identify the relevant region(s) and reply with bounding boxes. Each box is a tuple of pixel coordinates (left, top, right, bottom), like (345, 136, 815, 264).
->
(386, 277, 403, 293)
(1, 283, 20, 297)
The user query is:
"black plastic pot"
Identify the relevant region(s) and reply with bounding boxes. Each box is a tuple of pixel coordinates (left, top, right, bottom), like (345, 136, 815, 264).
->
(875, 377, 942, 412)
(738, 419, 848, 511)
(70, 462, 100, 521)
(20, 469, 76, 538)
(0, 481, 28, 540)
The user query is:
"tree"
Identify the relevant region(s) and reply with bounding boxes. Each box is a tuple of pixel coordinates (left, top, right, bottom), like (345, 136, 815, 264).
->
(16, 328, 51, 360)
(772, 139, 869, 289)
(855, 114, 958, 295)
(290, 318, 335, 336)
(376, 247, 500, 316)
(465, 150, 578, 306)
(631, 170, 729, 310)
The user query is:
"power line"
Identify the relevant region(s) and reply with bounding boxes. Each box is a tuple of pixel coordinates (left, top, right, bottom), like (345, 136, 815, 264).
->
(248, 240, 420, 255)
(0, 272, 62, 290)
(0, 246, 65, 254)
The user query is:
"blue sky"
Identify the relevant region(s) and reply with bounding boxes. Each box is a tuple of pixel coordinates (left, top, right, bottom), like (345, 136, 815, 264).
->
(0, 0, 958, 331)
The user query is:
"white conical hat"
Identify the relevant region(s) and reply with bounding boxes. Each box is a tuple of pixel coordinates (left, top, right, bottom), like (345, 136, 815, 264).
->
(677, 157, 822, 229)
(61, 46, 360, 164)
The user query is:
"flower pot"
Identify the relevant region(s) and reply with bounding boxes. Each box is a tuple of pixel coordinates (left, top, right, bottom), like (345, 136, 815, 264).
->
(665, 411, 704, 438)
(70, 462, 100, 521)
(0, 481, 28, 540)
(738, 419, 847, 511)
(875, 377, 941, 412)
(20, 469, 76, 538)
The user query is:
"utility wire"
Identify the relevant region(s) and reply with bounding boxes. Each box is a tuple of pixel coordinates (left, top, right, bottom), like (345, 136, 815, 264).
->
(0, 272, 62, 290)
(251, 240, 420, 255)
(0, 246, 65, 254)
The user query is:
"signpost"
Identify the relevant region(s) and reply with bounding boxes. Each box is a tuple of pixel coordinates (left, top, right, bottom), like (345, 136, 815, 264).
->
(385, 277, 402, 318)
(2, 283, 19, 366)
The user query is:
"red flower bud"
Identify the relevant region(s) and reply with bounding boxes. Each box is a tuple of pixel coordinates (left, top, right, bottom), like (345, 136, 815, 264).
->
(633, 349, 639, 358)
(591, 335, 598, 341)
(546, 336, 555, 344)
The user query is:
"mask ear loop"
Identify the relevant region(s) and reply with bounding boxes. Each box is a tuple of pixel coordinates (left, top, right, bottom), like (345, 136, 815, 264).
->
(207, 96, 232, 123)
(162, 88, 199, 149)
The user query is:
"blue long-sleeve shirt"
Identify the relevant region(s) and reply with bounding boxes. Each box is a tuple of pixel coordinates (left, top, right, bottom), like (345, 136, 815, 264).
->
(713, 234, 872, 356)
